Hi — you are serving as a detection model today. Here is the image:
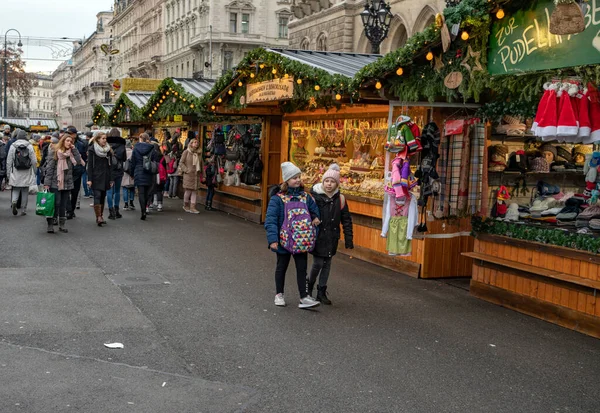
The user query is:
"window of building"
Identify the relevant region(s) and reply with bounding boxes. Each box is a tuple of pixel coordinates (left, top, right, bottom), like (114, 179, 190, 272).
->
(278, 16, 288, 38)
(230, 13, 237, 33)
(241, 13, 250, 34)
(187, 61, 190, 76)
(223, 51, 233, 71)
(317, 33, 328, 51)
(300, 38, 310, 50)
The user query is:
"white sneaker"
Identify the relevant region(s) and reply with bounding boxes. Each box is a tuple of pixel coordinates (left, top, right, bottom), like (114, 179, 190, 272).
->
(274, 293, 286, 306)
(299, 296, 320, 309)
(157, 204, 163, 212)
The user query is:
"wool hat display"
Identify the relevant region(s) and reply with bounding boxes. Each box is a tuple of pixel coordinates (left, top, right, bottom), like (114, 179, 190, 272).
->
(530, 157, 550, 172)
(530, 197, 558, 212)
(281, 161, 302, 182)
(539, 143, 557, 159)
(590, 219, 600, 230)
(322, 163, 341, 185)
(578, 204, 600, 219)
(556, 146, 573, 162)
(488, 144, 508, 171)
(505, 203, 520, 221)
(506, 150, 527, 172)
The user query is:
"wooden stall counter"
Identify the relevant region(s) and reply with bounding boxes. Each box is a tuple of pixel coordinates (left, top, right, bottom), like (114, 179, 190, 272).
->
(465, 234, 600, 339)
(198, 184, 262, 223)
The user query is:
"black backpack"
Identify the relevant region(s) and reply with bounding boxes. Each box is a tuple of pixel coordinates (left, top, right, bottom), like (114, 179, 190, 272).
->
(14, 144, 32, 170)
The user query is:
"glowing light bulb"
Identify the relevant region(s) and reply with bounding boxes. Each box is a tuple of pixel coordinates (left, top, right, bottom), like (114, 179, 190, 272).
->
(259, 64, 265, 69)
(228, 90, 233, 95)
(218, 98, 222, 103)
(284, 73, 289, 79)
(211, 105, 216, 110)
(426, 52, 434, 61)
(272, 68, 277, 74)
(238, 81, 243, 87)
(335, 94, 341, 100)
(250, 73, 255, 78)
(461, 31, 469, 41)
(314, 85, 320, 91)
(496, 9, 505, 19)
(297, 78, 302, 84)
(396, 67, 404, 76)
(375, 81, 382, 90)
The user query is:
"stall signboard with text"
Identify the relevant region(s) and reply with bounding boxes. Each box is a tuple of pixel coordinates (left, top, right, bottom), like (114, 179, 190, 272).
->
(488, 0, 600, 75)
(246, 78, 294, 104)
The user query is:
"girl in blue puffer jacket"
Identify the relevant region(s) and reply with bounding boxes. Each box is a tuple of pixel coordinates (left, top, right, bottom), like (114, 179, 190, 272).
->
(264, 162, 320, 309)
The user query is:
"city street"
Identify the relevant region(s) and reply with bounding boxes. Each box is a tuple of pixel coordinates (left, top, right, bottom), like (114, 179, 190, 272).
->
(1, 191, 599, 413)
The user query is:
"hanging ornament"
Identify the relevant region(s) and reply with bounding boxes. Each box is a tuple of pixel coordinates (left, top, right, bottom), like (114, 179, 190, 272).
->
(439, 14, 451, 53)
(434, 54, 444, 73)
(550, 0, 584, 35)
(461, 45, 483, 77)
(308, 96, 317, 108)
(444, 72, 463, 89)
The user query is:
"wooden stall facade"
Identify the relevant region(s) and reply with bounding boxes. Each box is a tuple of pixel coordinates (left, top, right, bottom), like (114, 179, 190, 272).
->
(466, 235, 600, 339)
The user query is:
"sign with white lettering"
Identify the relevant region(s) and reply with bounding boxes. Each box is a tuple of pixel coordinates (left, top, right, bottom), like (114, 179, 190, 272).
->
(488, 0, 600, 75)
(246, 78, 294, 104)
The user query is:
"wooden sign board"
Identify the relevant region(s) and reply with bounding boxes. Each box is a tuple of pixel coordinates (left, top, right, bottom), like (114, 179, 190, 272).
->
(246, 78, 294, 104)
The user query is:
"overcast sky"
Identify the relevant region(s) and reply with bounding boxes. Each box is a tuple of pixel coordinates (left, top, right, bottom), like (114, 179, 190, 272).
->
(2, 0, 114, 74)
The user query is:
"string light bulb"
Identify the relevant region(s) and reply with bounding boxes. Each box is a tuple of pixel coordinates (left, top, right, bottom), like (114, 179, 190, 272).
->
(272, 68, 277, 75)
(375, 81, 382, 90)
(297, 78, 302, 84)
(259, 64, 265, 69)
(314, 85, 320, 91)
(396, 67, 404, 76)
(211, 105, 216, 110)
(426, 51, 434, 61)
(228, 90, 233, 95)
(496, 9, 505, 19)
(218, 97, 222, 103)
(461, 31, 469, 41)
(238, 81, 243, 87)
(335, 93, 341, 100)
(284, 73, 289, 79)
(250, 73, 255, 78)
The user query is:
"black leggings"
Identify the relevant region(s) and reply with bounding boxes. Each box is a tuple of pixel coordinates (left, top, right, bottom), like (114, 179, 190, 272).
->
(51, 188, 70, 218)
(69, 176, 82, 213)
(275, 253, 308, 298)
(93, 189, 106, 206)
(137, 185, 151, 213)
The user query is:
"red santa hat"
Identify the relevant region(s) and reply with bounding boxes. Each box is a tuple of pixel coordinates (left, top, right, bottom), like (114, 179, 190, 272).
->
(588, 83, 600, 143)
(556, 82, 579, 139)
(534, 82, 558, 139)
(578, 87, 591, 141)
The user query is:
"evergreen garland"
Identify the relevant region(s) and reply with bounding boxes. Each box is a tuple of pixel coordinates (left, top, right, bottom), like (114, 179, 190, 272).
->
(141, 78, 203, 120)
(92, 104, 112, 127)
(472, 216, 600, 253)
(110, 93, 145, 124)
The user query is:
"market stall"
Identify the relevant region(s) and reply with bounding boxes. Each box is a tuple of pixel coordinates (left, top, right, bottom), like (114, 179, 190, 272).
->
(446, 0, 600, 337)
(92, 103, 114, 128)
(107, 91, 154, 139)
(0, 117, 59, 133)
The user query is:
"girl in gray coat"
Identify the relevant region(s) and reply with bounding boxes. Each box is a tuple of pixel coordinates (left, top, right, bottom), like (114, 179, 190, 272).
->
(44, 135, 84, 233)
(6, 129, 37, 216)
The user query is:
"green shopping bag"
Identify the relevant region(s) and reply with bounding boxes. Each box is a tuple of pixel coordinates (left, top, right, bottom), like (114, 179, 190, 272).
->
(35, 191, 55, 217)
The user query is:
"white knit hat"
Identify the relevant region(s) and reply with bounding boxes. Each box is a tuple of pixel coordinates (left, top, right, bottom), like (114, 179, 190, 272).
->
(281, 161, 301, 182)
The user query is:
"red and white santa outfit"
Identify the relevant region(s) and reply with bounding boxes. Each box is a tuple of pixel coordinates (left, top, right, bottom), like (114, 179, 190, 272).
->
(554, 82, 579, 142)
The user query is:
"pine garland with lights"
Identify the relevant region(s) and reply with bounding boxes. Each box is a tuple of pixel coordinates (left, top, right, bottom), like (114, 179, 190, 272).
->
(110, 93, 145, 124)
(92, 104, 112, 127)
(141, 78, 201, 120)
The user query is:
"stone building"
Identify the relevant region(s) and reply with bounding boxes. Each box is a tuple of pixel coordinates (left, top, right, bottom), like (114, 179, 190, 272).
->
(289, 0, 445, 54)
(7, 73, 54, 119)
(52, 60, 74, 129)
(108, 0, 165, 80)
(71, 11, 114, 131)
(163, 0, 292, 80)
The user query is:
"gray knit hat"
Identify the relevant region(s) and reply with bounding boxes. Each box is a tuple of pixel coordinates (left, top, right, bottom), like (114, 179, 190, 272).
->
(281, 161, 302, 182)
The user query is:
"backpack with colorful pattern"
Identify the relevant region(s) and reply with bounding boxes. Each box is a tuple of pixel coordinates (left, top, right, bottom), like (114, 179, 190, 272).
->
(278, 192, 316, 254)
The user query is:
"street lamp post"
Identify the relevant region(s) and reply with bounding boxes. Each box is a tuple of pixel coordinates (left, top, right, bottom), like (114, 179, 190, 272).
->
(3, 29, 23, 117)
(360, 0, 393, 54)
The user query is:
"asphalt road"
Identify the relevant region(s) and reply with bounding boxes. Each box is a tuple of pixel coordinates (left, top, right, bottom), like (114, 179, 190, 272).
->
(0, 190, 599, 413)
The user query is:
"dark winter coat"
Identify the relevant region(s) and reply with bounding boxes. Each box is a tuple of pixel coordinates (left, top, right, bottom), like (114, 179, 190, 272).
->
(107, 136, 127, 180)
(72, 137, 88, 181)
(130, 142, 159, 187)
(0, 141, 7, 176)
(87, 146, 113, 191)
(43, 146, 81, 191)
(264, 185, 320, 255)
(310, 183, 354, 257)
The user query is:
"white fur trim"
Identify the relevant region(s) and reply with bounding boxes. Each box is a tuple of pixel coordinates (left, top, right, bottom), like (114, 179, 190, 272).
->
(578, 126, 591, 138)
(557, 125, 579, 137)
(535, 125, 557, 137)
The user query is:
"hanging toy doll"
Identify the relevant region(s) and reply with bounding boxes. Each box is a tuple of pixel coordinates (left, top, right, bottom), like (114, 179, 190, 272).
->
(491, 185, 511, 218)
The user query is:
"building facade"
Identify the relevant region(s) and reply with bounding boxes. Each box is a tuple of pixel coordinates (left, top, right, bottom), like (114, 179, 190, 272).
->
(289, 0, 445, 54)
(108, 0, 165, 81)
(7, 73, 54, 119)
(71, 11, 114, 130)
(163, 0, 292, 80)
(52, 60, 74, 129)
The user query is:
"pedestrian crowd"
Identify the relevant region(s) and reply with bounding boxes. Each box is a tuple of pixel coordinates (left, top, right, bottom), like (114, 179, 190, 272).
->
(1, 124, 355, 309)
(0, 125, 212, 233)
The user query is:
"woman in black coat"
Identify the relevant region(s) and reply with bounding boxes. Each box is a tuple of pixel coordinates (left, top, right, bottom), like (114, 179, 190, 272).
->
(307, 164, 353, 304)
(106, 128, 127, 219)
(130, 132, 160, 220)
(87, 132, 114, 226)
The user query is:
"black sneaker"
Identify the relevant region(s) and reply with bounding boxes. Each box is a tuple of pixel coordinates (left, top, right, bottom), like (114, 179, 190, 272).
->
(12, 202, 18, 216)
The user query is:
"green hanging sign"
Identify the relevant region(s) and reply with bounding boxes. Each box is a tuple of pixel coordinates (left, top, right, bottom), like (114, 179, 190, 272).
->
(488, 0, 600, 75)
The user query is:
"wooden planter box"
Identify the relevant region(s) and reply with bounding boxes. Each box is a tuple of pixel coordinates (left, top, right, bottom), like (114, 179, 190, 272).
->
(465, 234, 600, 339)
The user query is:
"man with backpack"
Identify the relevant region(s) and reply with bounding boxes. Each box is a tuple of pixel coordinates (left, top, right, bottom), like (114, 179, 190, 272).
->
(6, 129, 37, 215)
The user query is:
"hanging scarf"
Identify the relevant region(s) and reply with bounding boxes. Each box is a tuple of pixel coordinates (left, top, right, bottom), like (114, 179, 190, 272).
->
(57, 149, 76, 191)
(93, 142, 111, 158)
(188, 147, 201, 172)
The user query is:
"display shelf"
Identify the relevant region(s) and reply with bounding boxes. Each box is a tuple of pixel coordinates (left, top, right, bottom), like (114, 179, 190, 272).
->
(488, 170, 585, 176)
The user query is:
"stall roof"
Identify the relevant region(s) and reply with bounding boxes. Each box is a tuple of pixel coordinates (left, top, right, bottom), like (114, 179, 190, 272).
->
(125, 91, 154, 108)
(264, 49, 381, 78)
(171, 78, 215, 99)
(0, 117, 59, 129)
(101, 104, 114, 113)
